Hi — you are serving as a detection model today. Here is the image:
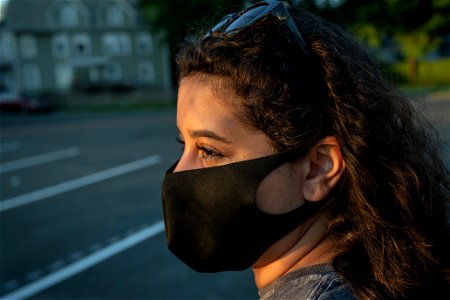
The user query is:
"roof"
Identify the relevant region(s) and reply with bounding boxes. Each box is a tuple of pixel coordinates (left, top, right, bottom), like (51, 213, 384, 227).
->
(4, 0, 53, 29)
(2, 0, 141, 31)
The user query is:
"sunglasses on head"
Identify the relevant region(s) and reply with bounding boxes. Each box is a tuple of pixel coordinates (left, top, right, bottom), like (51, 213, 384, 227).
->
(207, 0, 309, 55)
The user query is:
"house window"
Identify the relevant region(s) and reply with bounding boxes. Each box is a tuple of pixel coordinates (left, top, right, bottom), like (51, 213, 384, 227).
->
(102, 34, 120, 56)
(136, 32, 153, 55)
(52, 34, 70, 58)
(22, 64, 42, 90)
(19, 35, 37, 58)
(104, 63, 121, 81)
(106, 4, 124, 27)
(54, 64, 73, 90)
(73, 34, 91, 56)
(0, 33, 15, 60)
(102, 33, 130, 56)
(138, 60, 155, 83)
(61, 4, 78, 27)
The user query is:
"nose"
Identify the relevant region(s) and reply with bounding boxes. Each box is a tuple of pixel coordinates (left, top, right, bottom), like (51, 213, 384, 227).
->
(173, 152, 200, 172)
(173, 158, 186, 172)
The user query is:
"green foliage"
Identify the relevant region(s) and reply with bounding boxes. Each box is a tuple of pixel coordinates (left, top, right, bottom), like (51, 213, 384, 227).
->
(395, 31, 440, 60)
(324, 1, 449, 46)
(317, 0, 450, 83)
(138, 0, 450, 86)
(389, 57, 450, 86)
(355, 24, 383, 47)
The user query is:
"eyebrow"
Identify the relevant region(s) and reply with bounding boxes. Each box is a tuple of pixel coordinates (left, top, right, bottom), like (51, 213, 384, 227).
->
(187, 129, 232, 144)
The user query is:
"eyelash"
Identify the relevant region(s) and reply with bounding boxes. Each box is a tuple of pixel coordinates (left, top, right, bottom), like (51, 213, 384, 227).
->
(175, 137, 224, 161)
(198, 145, 223, 161)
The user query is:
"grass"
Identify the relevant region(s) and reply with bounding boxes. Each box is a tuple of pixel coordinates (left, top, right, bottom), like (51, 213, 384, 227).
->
(389, 57, 450, 87)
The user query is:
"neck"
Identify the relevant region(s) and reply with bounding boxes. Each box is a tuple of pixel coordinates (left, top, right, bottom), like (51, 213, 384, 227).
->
(252, 214, 335, 289)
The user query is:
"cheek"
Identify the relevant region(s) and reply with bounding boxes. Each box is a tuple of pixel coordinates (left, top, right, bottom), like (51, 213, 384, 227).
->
(255, 166, 305, 214)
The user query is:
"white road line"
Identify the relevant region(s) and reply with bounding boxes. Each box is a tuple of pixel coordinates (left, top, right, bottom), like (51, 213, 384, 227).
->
(1, 220, 165, 300)
(0, 147, 81, 173)
(0, 141, 21, 154)
(0, 155, 161, 212)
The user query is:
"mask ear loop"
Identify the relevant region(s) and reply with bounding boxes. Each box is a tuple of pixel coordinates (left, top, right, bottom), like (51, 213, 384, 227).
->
(273, 147, 339, 212)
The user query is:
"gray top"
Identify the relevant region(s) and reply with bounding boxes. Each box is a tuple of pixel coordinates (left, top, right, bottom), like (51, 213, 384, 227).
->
(258, 264, 357, 300)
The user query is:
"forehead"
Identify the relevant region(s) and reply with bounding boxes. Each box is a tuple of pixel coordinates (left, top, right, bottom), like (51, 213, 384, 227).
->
(177, 75, 238, 125)
(178, 74, 242, 113)
(180, 74, 236, 102)
(177, 75, 275, 156)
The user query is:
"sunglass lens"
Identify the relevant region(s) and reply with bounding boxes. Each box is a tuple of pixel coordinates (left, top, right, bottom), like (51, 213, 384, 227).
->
(226, 4, 268, 32)
(210, 14, 234, 33)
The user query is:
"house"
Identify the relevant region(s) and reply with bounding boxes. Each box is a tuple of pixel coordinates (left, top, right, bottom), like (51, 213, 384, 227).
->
(0, 0, 171, 100)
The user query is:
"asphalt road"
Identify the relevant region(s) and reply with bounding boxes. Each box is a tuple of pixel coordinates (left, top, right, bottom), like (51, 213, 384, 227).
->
(0, 110, 257, 300)
(0, 95, 448, 300)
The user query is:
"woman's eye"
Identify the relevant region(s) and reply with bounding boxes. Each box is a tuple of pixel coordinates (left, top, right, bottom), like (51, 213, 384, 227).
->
(197, 145, 223, 161)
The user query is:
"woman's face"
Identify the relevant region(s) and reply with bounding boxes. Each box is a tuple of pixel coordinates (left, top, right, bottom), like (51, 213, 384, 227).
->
(175, 76, 274, 170)
(175, 75, 307, 214)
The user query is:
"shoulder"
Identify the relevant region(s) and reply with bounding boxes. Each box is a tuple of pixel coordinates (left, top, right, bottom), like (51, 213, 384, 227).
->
(259, 264, 356, 300)
(308, 271, 356, 300)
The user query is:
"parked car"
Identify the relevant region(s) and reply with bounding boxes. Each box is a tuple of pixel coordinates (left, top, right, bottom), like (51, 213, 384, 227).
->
(0, 91, 55, 113)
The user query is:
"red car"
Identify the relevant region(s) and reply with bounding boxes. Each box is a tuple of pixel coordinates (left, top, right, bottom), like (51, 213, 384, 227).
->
(0, 92, 54, 113)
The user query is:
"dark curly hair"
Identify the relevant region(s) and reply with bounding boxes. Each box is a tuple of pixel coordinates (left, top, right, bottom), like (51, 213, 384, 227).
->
(175, 7, 450, 299)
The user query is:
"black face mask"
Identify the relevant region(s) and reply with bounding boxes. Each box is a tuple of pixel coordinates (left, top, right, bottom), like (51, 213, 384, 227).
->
(161, 151, 332, 273)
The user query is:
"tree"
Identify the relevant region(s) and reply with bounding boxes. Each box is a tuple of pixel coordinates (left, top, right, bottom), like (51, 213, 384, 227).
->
(138, 0, 450, 85)
(317, 0, 450, 83)
(138, 0, 244, 85)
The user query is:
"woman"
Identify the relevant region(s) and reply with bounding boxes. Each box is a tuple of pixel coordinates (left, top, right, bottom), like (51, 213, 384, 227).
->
(161, 1, 450, 299)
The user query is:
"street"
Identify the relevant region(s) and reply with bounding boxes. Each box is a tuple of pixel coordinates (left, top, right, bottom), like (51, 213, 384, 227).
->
(0, 110, 257, 299)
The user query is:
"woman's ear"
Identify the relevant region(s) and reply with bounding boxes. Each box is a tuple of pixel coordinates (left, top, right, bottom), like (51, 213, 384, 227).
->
(302, 136, 345, 202)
